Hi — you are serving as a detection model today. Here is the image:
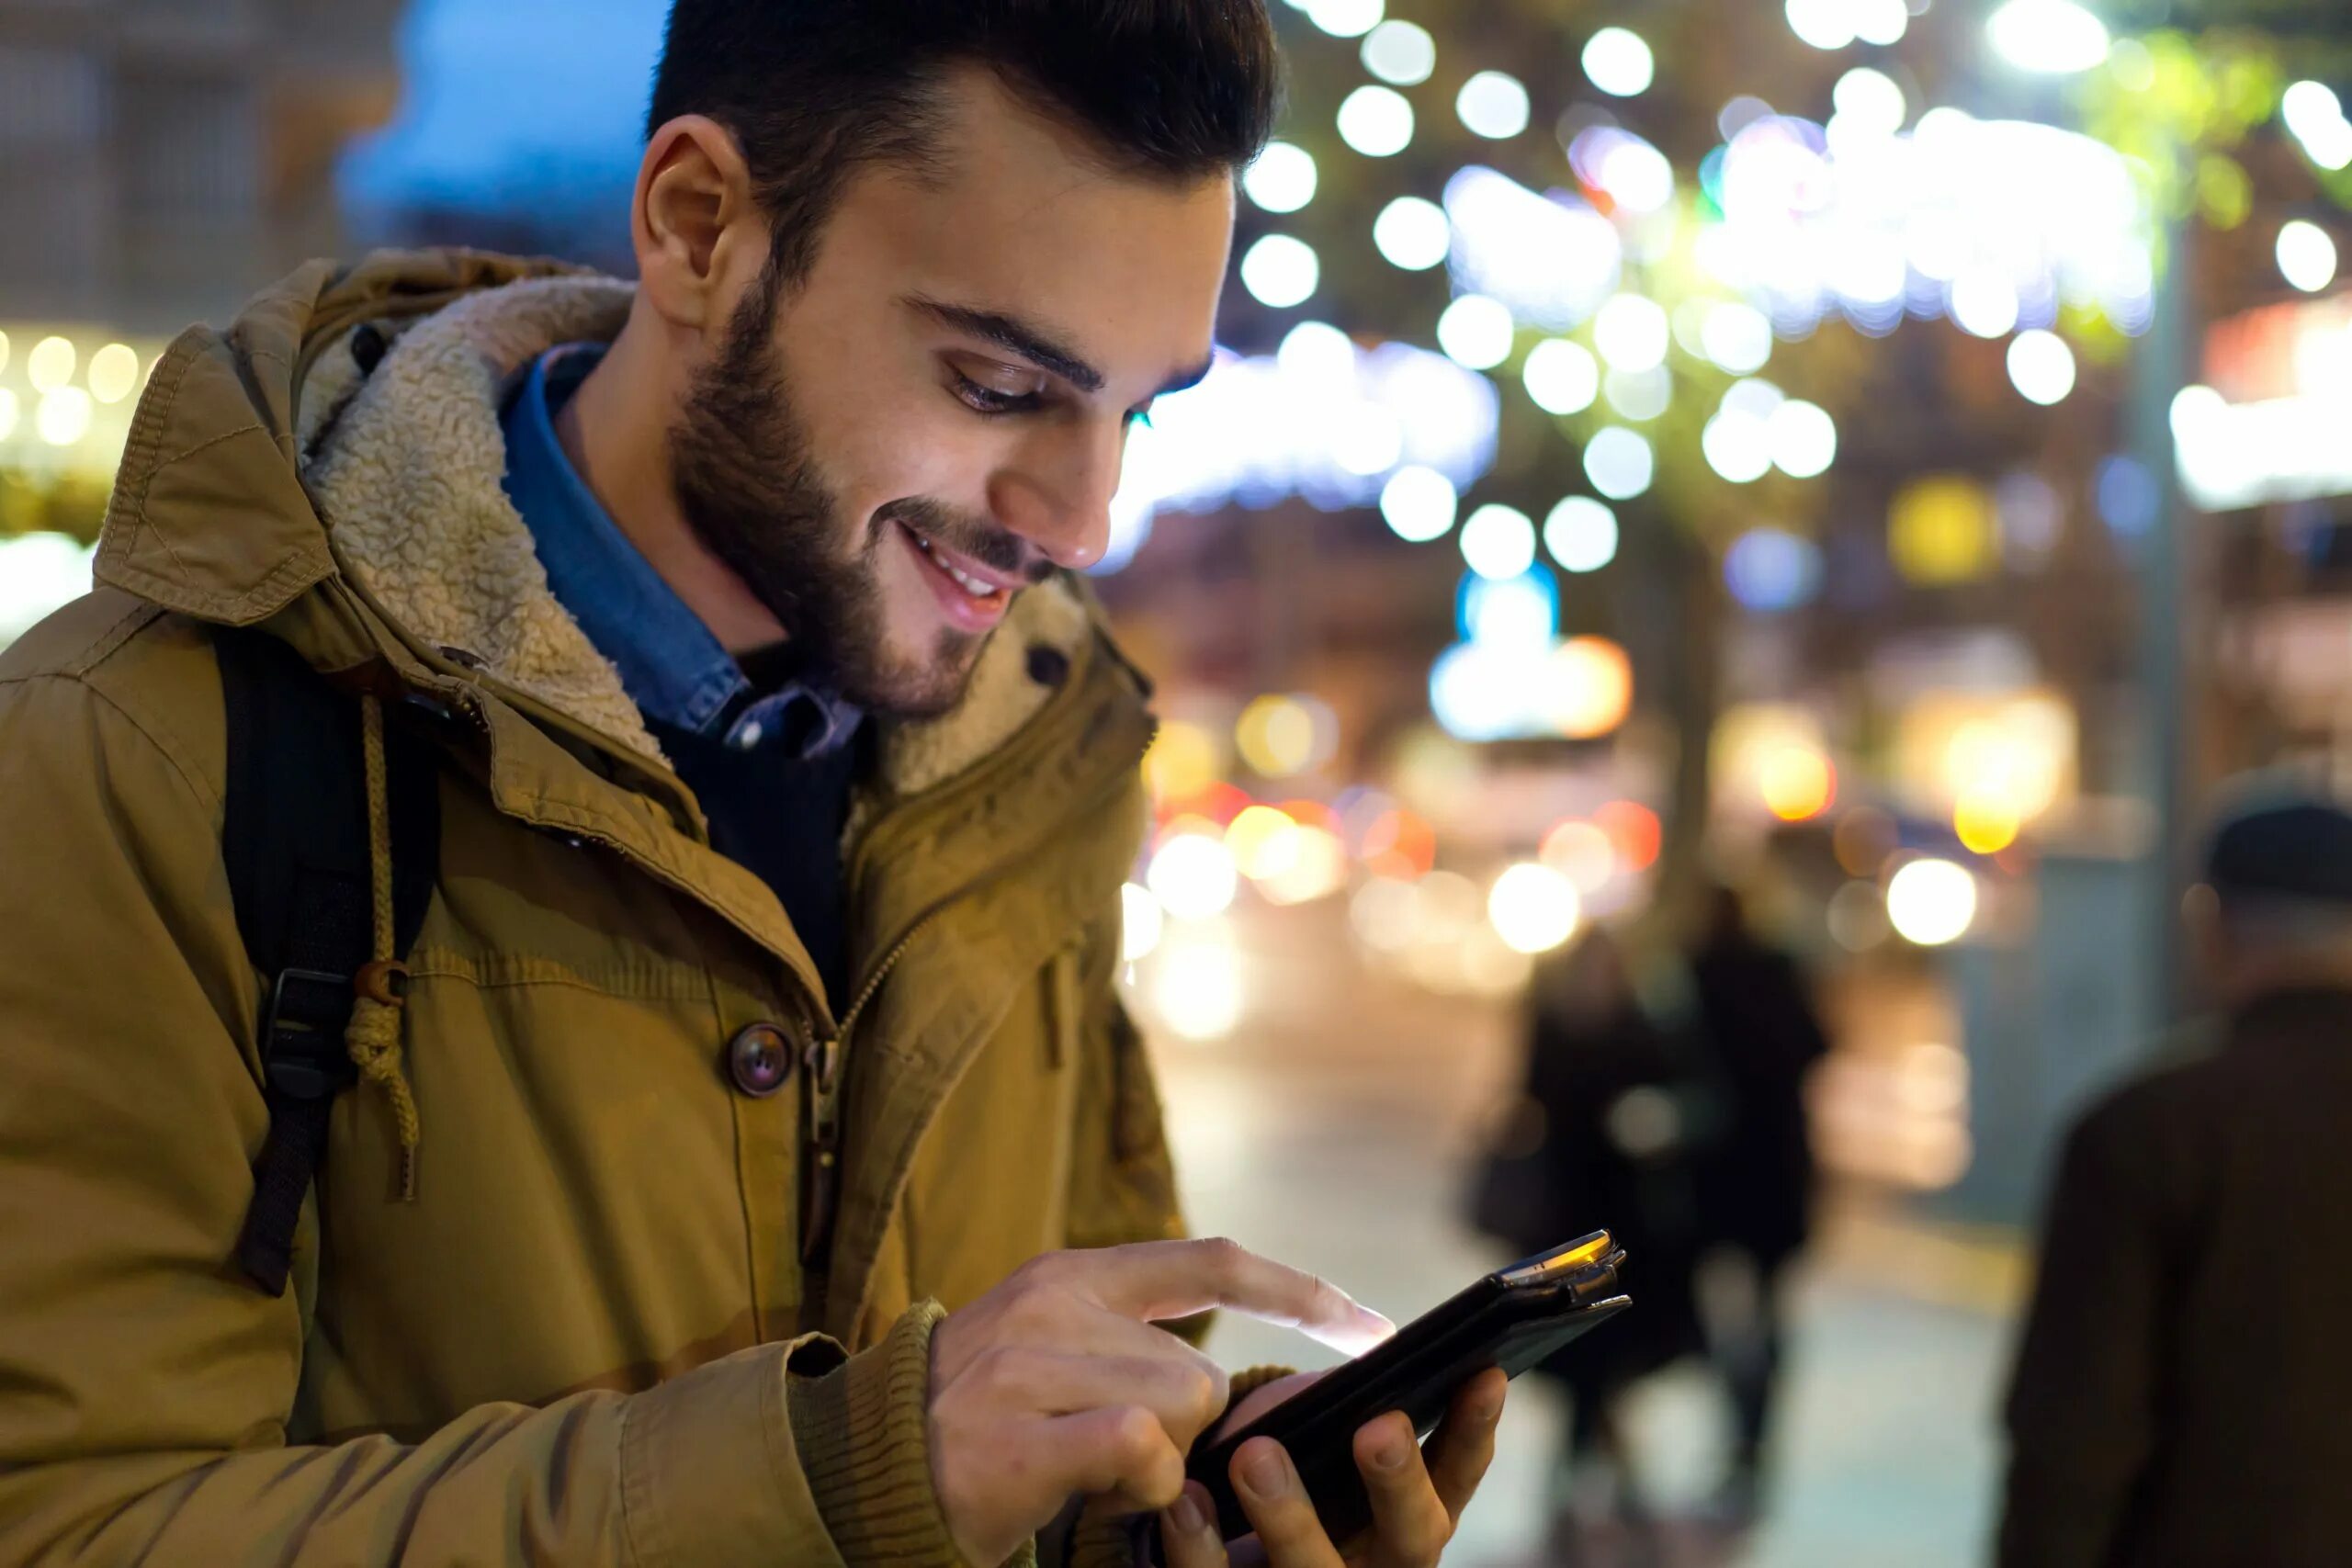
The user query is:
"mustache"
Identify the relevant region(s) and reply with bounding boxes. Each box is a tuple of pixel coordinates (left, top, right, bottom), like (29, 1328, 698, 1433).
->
(881, 498, 1057, 585)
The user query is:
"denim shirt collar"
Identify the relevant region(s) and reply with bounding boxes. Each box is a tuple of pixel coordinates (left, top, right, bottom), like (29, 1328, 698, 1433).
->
(500, 343, 863, 760)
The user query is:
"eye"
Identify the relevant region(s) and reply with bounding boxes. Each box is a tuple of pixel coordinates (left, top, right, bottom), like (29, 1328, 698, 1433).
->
(947, 358, 1050, 417)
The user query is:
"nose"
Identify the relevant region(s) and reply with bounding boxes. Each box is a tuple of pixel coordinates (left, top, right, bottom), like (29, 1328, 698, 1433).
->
(988, 418, 1129, 572)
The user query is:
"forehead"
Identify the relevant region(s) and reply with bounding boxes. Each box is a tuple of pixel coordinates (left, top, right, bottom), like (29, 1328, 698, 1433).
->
(820, 67, 1235, 387)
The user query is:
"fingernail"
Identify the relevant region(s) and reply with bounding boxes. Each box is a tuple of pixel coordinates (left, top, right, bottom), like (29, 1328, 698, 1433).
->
(1169, 1491, 1207, 1538)
(1239, 1444, 1292, 1498)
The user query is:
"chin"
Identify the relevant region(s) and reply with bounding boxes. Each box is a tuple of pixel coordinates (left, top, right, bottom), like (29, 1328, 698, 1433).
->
(851, 626, 989, 720)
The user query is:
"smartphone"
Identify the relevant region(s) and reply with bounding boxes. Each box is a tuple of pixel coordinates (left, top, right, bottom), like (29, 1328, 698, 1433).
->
(1182, 1233, 1632, 1544)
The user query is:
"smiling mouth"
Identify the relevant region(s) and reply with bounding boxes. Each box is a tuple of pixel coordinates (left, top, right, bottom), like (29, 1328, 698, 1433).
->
(908, 531, 1009, 602)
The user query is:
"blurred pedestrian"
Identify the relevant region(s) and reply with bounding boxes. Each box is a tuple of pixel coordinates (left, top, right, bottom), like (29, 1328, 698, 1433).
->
(1999, 790, 2352, 1568)
(1685, 882, 1832, 1521)
(1493, 930, 1714, 1551)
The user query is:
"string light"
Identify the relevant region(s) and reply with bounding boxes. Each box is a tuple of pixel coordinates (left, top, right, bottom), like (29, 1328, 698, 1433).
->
(1361, 19, 1437, 85)
(1581, 28, 1654, 97)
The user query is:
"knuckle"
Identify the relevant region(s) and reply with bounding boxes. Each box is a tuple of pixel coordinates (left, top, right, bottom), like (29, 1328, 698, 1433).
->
(1196, 1236, 1249, 1290)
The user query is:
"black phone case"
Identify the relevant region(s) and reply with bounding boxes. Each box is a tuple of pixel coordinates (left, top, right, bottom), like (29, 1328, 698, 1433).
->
(1184, 1235, 1634, 1544)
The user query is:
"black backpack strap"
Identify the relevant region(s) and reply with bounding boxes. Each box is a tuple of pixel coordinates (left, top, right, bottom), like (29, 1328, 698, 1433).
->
(214, 629, 439, 1295)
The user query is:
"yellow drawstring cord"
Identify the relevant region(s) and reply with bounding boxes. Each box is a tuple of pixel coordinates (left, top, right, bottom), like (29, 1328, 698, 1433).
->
(345, 695, 422, 1200)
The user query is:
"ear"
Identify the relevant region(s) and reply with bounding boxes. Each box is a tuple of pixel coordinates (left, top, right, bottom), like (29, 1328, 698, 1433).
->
(632, 115, 767, 334)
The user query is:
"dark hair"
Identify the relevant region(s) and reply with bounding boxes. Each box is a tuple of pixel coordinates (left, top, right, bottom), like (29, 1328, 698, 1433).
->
(648, 0, 1282, 284)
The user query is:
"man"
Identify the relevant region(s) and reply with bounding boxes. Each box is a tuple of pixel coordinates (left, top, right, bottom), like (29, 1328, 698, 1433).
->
(1998, 792, 2352, 1567)
(0, 4, 1506, 1563)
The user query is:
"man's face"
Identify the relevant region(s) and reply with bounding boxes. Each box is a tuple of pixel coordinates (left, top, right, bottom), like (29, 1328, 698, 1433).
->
(670, 68, 1235, 717)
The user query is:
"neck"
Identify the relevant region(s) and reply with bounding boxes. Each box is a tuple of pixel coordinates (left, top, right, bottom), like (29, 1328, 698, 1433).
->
(558, 298, 788, 656)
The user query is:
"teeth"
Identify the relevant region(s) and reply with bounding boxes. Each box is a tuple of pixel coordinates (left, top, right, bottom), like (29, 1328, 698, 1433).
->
(913, 535, 1000, 599)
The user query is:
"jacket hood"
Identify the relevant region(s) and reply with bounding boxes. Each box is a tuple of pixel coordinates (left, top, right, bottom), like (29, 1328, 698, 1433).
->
(95, 249, 1133, 796)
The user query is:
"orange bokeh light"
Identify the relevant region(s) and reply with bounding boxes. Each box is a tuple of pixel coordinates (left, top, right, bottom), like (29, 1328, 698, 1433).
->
(1761, 748, 1836, 822)
(1592, 800, 1662, 872)
(1362, 807, 1438, 877)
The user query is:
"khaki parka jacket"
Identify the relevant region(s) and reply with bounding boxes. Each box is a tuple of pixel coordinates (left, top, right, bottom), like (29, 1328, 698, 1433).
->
(0, 251, 1183, 1567)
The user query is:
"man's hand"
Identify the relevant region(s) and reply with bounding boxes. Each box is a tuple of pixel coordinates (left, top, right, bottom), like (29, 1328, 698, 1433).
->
(927, 1239, 1396, 1567)
(1158, 1368, 1509, 1568)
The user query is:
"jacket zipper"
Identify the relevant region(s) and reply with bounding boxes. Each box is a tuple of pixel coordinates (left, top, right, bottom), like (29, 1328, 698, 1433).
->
(797, 904, 946, 1265)
(797, 716, 1157, 1275)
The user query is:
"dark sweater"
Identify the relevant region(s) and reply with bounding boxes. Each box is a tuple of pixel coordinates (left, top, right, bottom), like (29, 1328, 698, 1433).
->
(647, 715, 859, 1015)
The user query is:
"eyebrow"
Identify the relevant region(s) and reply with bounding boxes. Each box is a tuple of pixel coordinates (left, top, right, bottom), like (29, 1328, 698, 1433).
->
(908, 293, 1216, 403)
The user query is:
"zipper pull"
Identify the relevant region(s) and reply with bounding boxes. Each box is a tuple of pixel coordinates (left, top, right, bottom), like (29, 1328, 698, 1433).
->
(800, 1033, 842, 1265)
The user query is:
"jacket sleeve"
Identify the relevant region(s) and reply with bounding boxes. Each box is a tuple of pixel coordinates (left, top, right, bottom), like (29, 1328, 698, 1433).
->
(0, 668, 956, 1568)
(1995, 1096, 2167, 1568)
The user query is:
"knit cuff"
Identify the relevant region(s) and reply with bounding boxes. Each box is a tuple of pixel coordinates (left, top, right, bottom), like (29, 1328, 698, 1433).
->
(786, 1300, 967, 1568)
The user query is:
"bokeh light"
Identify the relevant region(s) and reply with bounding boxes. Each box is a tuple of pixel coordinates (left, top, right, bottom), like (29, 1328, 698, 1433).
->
(1152, 941, 1243, 1043)
(1594, 800, 1663, 872)
(1955, 793, 2024, 855)
(1544, 496, 1619, 573)
(86, 343, 141, 405)
(37, 389, 93, 447)
(0, 389, 18, 444)
(1460, 503, 1537, 580)
(1373, 197, 1451, 270)
(2006, 330, 2077, 405)
(1240, 235, 1320, 308)
(1702, 302, 1775, 374)
(1545, 637, 1634, 739)
(1833, 67, 1907, 135)
(2281, 81, 2352, 172)
(1120, 882, 1165, 964)
(1702, 410, 1773, 483)
(1437, 294, 1516, 370)
(1761, 746, 1836, 821)
(1769, 400, 1838, 478)
(1306, 0, 1383, 39)
(1540, 819, 1618, 893)
(26, 336, 74, 394)
(1488, 863, 1582, 954)
(1361, 19, 1437, 85)
(1603, 366, 1672, 423)
(1886, 858, 1979, 946)
(1522, 339, 1601, 415)
(1338, 85, 1416, 157)
(1584, 427, 1655, 500)
(1147, 831, 1240, 921)
(1986, 0, 2110, 73)
(1592, 294, 1669, 372)
(1235, 694, 1336, 778)
(2278, 220, 2339, 293)
(1724, 529, 1824, 612)
(1243, 142, 1318, 214)
(1381, 465, 1460, 542)
(1144, 720, 1220, 802)
(1456, 72, 1532, 141)
(1581, 28, 1655, 97)
(1227, 805, 1304, 881)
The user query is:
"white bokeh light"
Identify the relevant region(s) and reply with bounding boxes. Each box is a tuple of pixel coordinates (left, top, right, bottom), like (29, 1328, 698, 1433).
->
(1305, 0, 1383, 39)
(2281, 81, 2352, 172)
(1489, 863, 1582, 954)
(1833, 67, 1907, 136)
(1702, 301, 1775, 374)
(1544, 496, 1620, 572)
(1381, 465, 1461, 542)
(1147, 833, 1238, 921)
(1361, 19, 1437, 85)
(1521, 339, 1600, 415)
(1584, 427, 1655, 500)
(37, 389, 93, 446)
(1987, 0, 2109, 73)
(1768, 400, 1838, 478)
(1702, 411, 1774, 483)
(1456, 71, 1532, 141)
(1242, 142, 1317, 213)
(1240, 235, 1320, 309)
(1374, 197, 1452, 271)
(1460, 503, 1538, 580)
(1603, 367, 1672, 422)
(1887, 858, 1978, 946)
(1581, 28, 1654, 97)
(1437, 295, 1516, 370)
(1785, 0, 1855, 51)
(1120, 882, 1165, 964)
(1338, 86, 1416, 157)
(2278, 220, 2339, 293)
(1592, 137, 1674, 214)
(1949, 271, 2022, 339)
(1850, 0, 1907, 46)
(1592, 294, 1669, 372)
(2006, 330, 2077, 404)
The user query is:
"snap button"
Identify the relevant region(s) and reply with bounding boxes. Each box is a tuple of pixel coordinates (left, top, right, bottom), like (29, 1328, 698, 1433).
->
(726, 1022, 795, 1098)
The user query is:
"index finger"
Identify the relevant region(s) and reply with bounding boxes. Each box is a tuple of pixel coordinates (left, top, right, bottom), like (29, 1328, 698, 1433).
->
(1075, 1239, 1396, 1355)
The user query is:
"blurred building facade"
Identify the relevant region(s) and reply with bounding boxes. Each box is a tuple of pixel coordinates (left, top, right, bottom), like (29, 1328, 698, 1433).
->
(0, 0, 401, 555)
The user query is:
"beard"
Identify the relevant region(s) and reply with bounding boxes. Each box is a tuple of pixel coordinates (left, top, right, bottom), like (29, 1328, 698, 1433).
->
(668, 280, 1031, 719)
